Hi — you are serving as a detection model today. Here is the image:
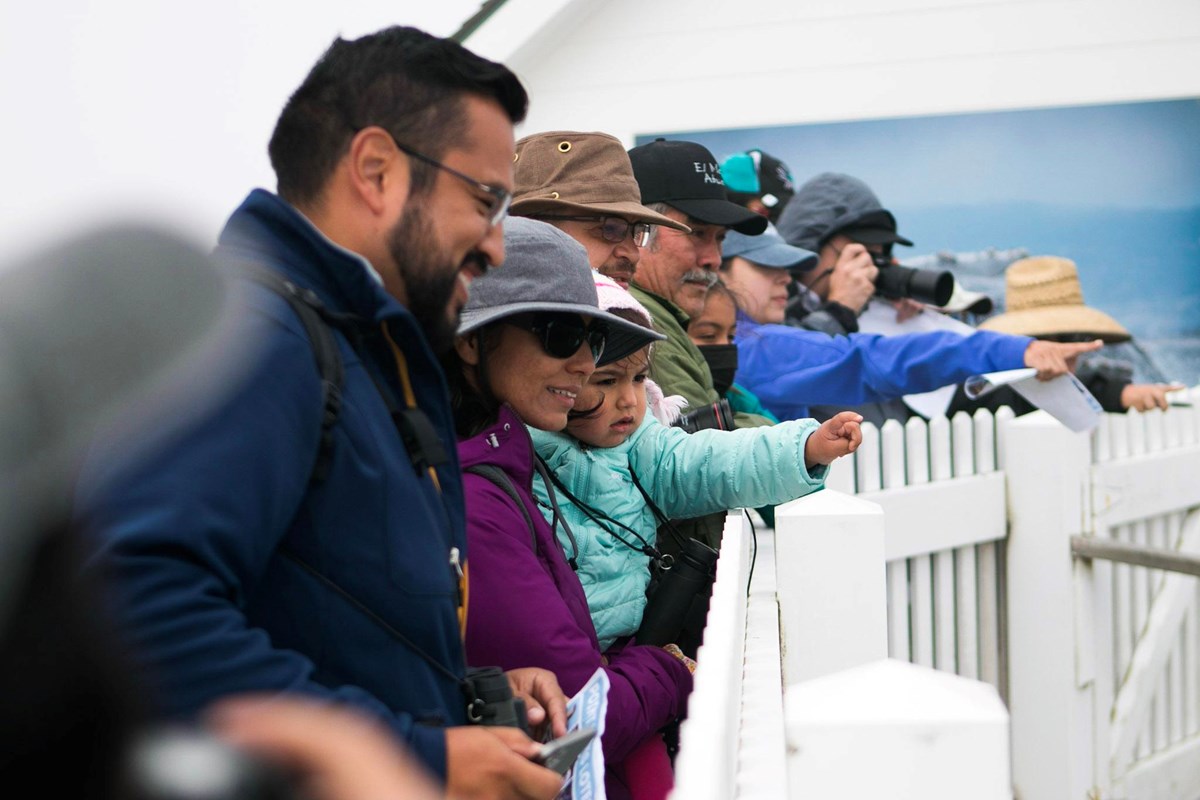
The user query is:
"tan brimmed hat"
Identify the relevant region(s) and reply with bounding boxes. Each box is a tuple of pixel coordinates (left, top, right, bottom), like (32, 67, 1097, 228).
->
(511, 131, 690, 231)
(979, 256, 1130, 342)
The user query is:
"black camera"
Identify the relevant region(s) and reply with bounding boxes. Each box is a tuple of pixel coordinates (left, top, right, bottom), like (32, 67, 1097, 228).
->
(637, 538, 719, 658)
(871, 252, 954, 307)
(672, 398, 735, 434)
(465, 666, 529, 734)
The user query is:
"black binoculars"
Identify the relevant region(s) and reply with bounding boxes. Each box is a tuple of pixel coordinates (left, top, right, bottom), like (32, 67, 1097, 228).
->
(871, 253, 955, 307)
(465, 666, 529, 734)
(637, 538, 719, 658)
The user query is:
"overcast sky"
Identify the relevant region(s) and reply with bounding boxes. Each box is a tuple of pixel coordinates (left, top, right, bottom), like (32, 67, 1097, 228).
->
(0, 2, 483, 262)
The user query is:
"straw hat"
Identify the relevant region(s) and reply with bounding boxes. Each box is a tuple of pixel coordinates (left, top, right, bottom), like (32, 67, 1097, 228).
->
(979, 256, 1130, 342)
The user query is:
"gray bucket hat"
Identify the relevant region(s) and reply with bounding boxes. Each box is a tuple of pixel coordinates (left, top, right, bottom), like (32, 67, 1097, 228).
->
(458, 217, 664, 365)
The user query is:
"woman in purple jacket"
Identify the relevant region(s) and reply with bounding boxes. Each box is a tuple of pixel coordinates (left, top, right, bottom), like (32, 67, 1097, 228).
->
(446, 218, 693, 799)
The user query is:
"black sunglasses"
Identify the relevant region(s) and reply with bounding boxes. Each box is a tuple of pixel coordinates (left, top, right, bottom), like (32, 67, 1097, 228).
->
(536, 215, 653, 247)
(505, 312, 608, 363)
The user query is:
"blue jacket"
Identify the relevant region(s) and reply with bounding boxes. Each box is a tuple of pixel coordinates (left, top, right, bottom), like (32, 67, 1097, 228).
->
(735, 310, 1032, 421)
(531, 413, 826, 649)
(78, 190, 468, 779)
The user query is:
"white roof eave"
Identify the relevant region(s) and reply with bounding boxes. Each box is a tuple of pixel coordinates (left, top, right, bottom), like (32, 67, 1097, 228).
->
(459, 0, 588, 66)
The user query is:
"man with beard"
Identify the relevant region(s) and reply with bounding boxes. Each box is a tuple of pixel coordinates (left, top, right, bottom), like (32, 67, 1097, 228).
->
(78, 27, 566, 800)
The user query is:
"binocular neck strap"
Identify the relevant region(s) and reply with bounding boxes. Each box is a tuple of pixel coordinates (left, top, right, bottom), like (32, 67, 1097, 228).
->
(627, 463, 689, 553)
(530, 456, 579, 570)
(536, 455, 662, 565)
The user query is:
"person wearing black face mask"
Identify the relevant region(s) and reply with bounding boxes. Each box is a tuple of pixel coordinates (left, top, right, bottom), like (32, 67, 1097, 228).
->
(688, 281, 778, 422)
(688, 279, 786, 529)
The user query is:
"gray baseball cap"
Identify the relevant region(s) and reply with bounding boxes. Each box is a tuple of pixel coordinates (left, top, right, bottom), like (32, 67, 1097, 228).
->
(458, 217, 664, 365)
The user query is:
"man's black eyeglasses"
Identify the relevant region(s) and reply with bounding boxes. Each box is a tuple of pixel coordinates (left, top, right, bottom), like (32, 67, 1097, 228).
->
(505, 312, 608, 363)
(389, 138, 512, 227)
(537, 215, 653, 248)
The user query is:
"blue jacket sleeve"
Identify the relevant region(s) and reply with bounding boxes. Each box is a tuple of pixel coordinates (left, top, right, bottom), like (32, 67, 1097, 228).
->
(737, 323, 1032, 419)
(75, 306, 449, 775)
(627, 415, 827, 519)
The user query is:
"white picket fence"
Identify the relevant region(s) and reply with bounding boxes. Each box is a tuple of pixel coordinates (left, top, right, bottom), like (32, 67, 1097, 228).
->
(673, 390, 1200, 799)
(1006, 399, 1200, 799)
(670, 510, 767, 800)
(824, 408, 1013, 696)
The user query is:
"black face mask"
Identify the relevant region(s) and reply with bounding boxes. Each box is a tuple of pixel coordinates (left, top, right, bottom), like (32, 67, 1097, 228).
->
(698, 344, 738, 396)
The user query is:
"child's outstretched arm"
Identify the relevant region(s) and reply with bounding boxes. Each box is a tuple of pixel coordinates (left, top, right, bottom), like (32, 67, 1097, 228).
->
(803, 411, 864, 468)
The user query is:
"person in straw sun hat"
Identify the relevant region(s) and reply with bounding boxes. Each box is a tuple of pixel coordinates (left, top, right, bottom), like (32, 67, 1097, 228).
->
(979, 255, 1183, 411)
(979, 255, 1130, 342)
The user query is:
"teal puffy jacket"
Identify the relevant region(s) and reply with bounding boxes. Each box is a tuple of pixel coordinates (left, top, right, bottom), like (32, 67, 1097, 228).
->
(531, 414, 826, 650)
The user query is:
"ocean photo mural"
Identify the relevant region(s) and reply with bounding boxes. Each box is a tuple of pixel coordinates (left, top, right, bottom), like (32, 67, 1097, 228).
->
(640, 99, 1200, 385)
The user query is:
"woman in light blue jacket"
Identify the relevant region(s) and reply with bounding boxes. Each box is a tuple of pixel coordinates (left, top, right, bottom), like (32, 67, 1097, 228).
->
(529, 275, 863, 650)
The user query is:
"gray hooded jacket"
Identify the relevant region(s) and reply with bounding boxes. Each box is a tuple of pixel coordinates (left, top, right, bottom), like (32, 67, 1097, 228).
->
(776, 172, 900, 253)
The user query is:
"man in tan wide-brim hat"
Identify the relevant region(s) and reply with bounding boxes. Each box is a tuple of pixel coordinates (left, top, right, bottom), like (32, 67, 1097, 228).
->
(981, 256, 1183, 411)
(511, 131, 690, 289)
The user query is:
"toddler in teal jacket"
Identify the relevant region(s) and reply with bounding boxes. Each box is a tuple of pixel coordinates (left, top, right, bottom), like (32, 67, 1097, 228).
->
(530, 275, 862, 649)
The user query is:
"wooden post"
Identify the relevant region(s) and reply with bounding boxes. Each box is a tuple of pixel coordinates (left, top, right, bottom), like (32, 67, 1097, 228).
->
(1002, 410, 1097, 799)
(774, 489, 888, 685)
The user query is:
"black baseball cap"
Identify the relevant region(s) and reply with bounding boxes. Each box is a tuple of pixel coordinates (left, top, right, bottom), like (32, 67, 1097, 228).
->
(721, 149, 796, 210)
(834, 209, 913, 247)
(628, 139, 768, 235)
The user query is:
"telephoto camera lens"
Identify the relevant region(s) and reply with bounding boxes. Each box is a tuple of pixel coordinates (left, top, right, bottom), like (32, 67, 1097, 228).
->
(871, 253, 955, 307)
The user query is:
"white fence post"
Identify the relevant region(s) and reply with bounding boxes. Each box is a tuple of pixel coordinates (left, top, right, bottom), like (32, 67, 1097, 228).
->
(786, 659, 1012, 799)
(1002, 410, 1096, 800)
(671, 511, 752, 800)
(774, 489, 888, 684)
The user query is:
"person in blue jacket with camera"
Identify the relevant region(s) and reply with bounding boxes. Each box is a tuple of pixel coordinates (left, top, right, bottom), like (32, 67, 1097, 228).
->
(717, 226, 1102, 421)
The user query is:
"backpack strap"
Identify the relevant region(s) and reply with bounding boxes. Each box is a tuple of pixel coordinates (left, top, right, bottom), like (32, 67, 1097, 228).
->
(464, 464, 538, 554)
(238, 263, 344, 483)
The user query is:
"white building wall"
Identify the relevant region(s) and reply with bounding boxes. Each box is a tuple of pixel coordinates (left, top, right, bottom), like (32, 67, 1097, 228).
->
(466, 0, 1200, 144)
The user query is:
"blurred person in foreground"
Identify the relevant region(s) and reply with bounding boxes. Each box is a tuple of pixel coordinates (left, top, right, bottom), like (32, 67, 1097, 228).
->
(1, 227, 440, 800)
(77, 26, 566, 800)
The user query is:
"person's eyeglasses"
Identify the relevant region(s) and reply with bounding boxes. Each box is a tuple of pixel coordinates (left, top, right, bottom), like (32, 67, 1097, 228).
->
(389, 138, 512, 227)
(537, 215, 653, 248)
(506, 312, 608, 363)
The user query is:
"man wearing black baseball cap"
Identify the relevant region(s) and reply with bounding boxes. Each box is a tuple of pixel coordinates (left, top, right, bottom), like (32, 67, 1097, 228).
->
(621, 138, 772, 560)
(626, 138, 769, 429)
